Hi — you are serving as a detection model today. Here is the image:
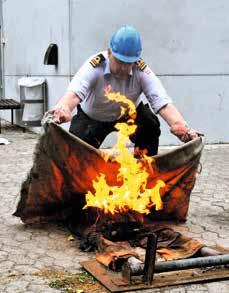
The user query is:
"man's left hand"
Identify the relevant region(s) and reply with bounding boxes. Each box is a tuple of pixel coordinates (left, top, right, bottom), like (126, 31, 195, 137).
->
(170, 121, 200, 142)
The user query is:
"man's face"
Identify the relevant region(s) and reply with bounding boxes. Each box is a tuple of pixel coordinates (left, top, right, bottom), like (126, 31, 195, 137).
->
(108, 49, 134, 79)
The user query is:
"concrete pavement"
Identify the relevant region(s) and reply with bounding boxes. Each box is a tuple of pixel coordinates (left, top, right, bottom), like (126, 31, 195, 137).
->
(0, 123, 228, 292)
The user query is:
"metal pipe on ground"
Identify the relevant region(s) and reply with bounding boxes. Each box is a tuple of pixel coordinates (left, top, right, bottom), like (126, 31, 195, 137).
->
(200, 246, 222, 256)
(122, 254, 229, 279)
(155, 254, 229, 273)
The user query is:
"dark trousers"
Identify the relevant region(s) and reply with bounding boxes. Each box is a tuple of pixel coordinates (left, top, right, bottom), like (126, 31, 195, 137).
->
(69, 103, 161, 156)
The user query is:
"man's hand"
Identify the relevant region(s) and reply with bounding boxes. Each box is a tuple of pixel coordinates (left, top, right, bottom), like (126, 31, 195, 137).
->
(170, 121, 199, 142)
(46, 104, 72, 124)
(42, 92, 81, 125)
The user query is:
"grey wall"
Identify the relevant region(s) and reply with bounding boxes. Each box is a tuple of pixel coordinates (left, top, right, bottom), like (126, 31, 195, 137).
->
(2, 0, 229, 145)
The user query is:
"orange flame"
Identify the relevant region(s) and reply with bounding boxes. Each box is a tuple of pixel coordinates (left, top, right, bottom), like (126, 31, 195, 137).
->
(84, 91, 165, 215)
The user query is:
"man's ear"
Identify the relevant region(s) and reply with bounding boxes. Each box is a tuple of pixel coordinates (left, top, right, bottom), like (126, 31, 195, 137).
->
(107, 48, 111, 57)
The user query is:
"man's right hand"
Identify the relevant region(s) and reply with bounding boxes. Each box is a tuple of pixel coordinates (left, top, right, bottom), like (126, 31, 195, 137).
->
(43, 92, 81, 125)
(47, 104, 72, 124)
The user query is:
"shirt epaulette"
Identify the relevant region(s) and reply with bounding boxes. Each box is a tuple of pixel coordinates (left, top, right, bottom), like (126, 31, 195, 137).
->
(135, 58, 147, 71)
(90, 53, 106, 68)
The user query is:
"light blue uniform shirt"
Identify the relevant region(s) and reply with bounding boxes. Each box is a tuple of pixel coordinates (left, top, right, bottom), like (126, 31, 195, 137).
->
(67, 50, 172, 122)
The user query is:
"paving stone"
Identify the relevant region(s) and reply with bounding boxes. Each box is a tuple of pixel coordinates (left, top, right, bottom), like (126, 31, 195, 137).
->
(162, 287, 186, 293)
(216, 238, 229, 248)
(185, 283, 208, 292)
(207, 281, 229, 293)
(0, 251, 8, 261)
(27, 283, 59, 293)
(129, 289, 161, 293)
(4, 280, 28, 292)
(201, 231, 219, 241)
(0, 261, 15, 274)
(7, 255, 35, 266)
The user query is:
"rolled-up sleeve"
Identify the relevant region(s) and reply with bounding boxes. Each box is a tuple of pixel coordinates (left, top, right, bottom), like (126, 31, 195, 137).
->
(139, 66, 172, 113)
(67, 61, 97, 101)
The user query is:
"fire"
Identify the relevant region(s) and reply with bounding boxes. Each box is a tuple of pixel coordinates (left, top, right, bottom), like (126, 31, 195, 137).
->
(84, 91, 165, 215)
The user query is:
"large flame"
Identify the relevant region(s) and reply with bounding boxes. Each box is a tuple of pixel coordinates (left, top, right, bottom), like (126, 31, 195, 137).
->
(84, 91, 165, 215)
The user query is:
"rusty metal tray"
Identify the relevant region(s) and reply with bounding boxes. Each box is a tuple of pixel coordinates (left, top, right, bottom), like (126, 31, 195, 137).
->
(82, 259, 229, 292)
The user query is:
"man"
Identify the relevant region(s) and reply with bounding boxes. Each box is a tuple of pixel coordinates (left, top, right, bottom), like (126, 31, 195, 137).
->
(48, 25, 198, 156)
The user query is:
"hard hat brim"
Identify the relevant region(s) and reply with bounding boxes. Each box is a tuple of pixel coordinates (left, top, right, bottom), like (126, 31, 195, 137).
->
(110, 48, 140, 63)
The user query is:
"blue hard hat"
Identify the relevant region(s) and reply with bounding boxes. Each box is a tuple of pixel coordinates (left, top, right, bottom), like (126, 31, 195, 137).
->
(110, 25, 142, 63)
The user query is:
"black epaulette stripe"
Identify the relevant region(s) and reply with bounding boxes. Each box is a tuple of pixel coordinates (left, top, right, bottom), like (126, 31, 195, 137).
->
(90, 53, 106, 68)
(135, 58, 147, 71)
